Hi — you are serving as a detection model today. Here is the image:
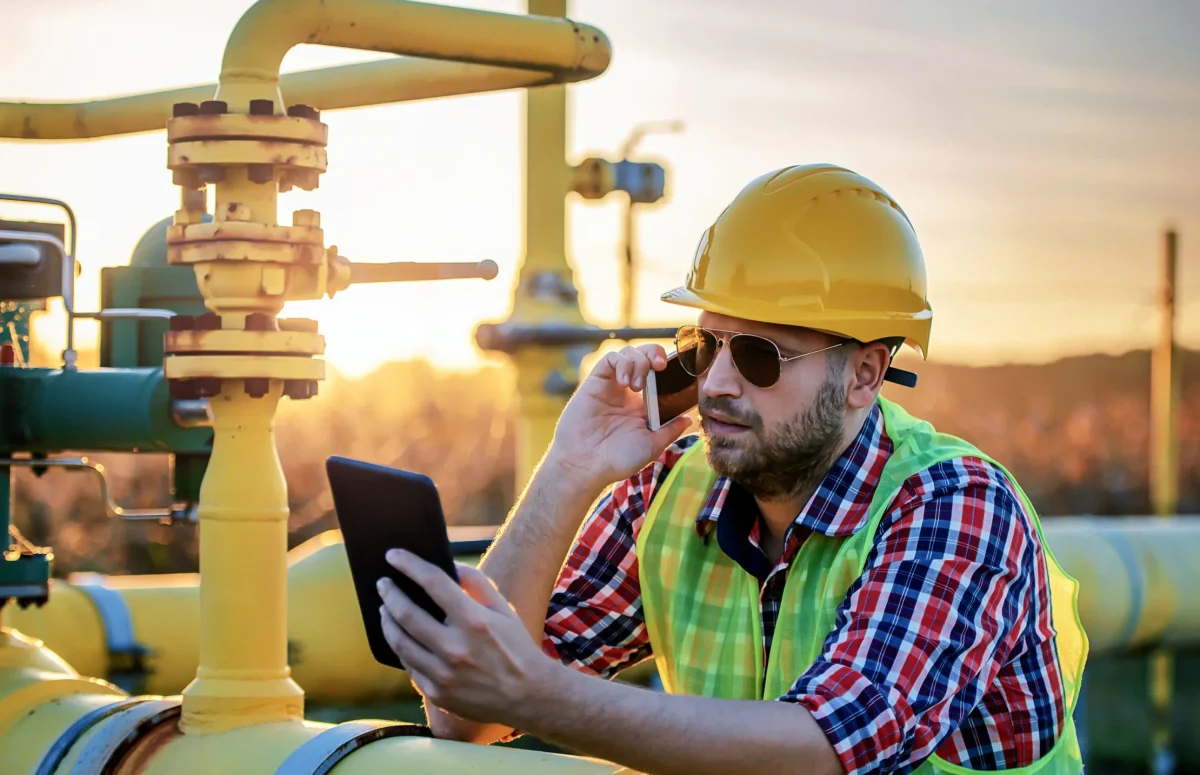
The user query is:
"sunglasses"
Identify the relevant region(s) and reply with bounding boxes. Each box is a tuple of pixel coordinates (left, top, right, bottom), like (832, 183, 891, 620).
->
(674, 325, 844, 389)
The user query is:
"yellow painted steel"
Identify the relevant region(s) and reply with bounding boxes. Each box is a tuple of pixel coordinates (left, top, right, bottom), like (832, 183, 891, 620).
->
(0, 46, 610, 140)
(0, 627, 126, 770)
(495, 0, 591, 486)
(0, 0, 625, 769)
(7, 530, 662, 706)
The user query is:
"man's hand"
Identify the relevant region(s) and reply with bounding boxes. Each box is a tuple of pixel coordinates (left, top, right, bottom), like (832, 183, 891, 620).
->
(548, 344, 695, 491)
(377, 551, 843, 775)
(377, 549, 558, 729)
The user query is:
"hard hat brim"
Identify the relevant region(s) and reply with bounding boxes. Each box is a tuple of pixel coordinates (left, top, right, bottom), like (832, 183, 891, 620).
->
(661, 285, 930, 360)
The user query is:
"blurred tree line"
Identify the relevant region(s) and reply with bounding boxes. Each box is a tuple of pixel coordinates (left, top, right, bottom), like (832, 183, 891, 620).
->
(10, 347, 1198, 577)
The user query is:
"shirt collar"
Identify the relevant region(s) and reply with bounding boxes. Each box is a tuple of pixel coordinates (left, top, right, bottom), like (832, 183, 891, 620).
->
(694, 400, 891, 539)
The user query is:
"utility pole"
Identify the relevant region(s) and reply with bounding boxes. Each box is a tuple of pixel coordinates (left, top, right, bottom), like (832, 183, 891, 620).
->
(1150, 227, 1180, 517)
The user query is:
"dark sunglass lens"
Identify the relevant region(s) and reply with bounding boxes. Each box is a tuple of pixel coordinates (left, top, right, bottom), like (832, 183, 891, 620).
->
(676, 327, 716, 377)
(730, 335, 781, 388)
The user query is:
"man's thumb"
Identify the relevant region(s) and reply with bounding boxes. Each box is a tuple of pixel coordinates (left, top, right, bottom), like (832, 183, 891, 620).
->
(652, 413, 696, 447)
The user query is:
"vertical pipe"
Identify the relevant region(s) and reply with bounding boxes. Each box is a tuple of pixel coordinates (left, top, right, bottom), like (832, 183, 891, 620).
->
(176, 76, 303, 733)
(180, 382, 303, 732)
(1151, 228, 1180, 518)
(509, 0, 589, 487)
(622, 201, 635, 327)
(1149, 227, 1180, 775)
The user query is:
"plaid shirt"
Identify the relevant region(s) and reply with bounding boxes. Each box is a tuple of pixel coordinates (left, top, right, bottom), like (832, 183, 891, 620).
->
(543, 402, 1065, 775)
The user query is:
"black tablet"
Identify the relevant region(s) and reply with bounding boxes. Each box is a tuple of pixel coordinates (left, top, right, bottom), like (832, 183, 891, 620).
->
(326, 455, 460, 671)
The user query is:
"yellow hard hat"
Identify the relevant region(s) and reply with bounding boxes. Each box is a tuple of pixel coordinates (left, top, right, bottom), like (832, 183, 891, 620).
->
(662, 164, 932, 385)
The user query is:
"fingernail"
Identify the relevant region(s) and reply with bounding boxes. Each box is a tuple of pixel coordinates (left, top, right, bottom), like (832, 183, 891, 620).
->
(376, 578, 387, 594)
(386, 549, 402, 564)
(633, 377, 642, 389)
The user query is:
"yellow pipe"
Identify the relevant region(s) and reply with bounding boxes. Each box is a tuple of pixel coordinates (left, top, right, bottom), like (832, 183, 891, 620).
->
(20, 514, 1200, 714)
(0, 58, 587, 141)
(508, 0, 591, 486)
(6, 530, 656, 704)
(0, 628, 124, 771)
(176, 383, 300, 733)
(219, 0, 609, 90)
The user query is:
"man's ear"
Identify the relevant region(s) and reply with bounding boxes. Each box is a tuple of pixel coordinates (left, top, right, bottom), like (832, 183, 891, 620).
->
(846, 342, 890, 409)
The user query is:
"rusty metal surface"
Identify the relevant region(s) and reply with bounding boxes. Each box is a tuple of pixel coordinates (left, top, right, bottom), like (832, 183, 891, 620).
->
(167, 221, 324, 246)
(166, 111, 328, 145)
(169, 241, 324, 266)
(165, 329, 325, 357)
(167, 140, 327, 174)
(107, 712, 182, 775)
(34, 698, 147, 775)
(63, 697, 180, 775)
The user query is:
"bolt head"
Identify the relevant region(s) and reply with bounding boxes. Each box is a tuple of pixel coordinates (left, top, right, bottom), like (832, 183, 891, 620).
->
(169, 314, 195, 331)
(249, 99, 275, 116)
(292, 209, 321, 228)
(173, 208, 203, 226)
(199, 100, 228, 116)
(172, 102, 199, 118)
(244, 313, 277, 331)
(283, 380, 319, 400)
(248, 164, 275, 184)
(244, 378, 270, 398)
(286, 104, 320, 120)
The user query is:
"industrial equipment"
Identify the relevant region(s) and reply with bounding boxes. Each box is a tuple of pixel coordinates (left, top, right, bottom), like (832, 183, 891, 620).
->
(0, 0, 634, 771)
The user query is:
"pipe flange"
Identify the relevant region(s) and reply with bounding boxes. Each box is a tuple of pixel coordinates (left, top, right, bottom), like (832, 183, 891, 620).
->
(164, 329, 326, 358)
(65, 697, 181, 774)
(34, 697, 149, 775)
(167, 111, 328, 146)
(274, 720, 433, 775)
(163, 354, 325, 383)
(167, 221, 325, 248)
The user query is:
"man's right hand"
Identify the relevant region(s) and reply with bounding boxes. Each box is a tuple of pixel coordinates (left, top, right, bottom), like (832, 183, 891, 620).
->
(546, 344, 695, 492)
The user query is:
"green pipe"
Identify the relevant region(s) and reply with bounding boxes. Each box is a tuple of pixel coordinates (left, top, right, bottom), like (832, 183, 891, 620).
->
(0, 367, 211, 454)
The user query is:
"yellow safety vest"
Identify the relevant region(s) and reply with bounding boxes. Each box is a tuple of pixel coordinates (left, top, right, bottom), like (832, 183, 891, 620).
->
(635, 396, 1088, 775)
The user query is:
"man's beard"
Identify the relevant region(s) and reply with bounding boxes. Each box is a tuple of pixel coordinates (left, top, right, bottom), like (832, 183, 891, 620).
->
(700, 376, 848, 501)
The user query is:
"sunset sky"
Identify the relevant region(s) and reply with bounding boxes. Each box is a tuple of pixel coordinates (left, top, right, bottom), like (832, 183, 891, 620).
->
(1, 0, 1197, 377)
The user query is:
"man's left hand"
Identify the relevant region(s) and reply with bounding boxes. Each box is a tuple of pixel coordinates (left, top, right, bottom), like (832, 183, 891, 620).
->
(376, 549, 556, 727)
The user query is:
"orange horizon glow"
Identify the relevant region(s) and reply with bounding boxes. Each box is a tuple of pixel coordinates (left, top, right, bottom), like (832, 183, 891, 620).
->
(2, 0, 1196, 380)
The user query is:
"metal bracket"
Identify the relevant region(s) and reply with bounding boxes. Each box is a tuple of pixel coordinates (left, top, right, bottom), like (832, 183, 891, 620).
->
(0, 457, 197, 523)
(34, 697, 150, 775)
(0, 193, 79, 369)
(71, 573, 153, 695)
(66, 697, 180, 774)
(274, 720, 433, 775)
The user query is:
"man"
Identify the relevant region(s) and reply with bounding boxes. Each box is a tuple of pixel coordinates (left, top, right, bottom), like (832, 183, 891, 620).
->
(375, 164, 1088, 775)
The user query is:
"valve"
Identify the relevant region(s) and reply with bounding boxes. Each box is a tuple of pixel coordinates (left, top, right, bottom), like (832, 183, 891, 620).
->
(571, 157, 667, 204)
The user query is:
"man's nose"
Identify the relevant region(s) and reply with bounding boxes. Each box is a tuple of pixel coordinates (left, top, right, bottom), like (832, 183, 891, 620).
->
(699, 342, 743, 399)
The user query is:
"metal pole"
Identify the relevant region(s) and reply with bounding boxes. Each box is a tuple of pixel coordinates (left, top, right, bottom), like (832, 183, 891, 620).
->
(1151, 228, 1180, 517)
(622, 201, 635, 327)
(1149, 227, 1180, 775)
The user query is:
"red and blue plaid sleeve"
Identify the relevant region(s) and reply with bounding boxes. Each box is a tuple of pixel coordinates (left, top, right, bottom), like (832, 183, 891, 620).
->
(781, 457, 1065, 775)
(541, 437, 699, 677)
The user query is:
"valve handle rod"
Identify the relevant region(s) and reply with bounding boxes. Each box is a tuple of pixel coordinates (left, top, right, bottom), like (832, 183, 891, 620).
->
(348, 259, 498, 285)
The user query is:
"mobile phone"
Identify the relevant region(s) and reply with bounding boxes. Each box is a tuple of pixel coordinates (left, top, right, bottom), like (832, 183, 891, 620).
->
(644, 349, 699, 431)
(326, 455, 460, 671)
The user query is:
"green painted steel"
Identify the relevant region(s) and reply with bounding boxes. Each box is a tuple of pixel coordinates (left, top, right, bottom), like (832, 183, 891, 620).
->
(0, 367, 211, 454)
(100, 214, 211, 370)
